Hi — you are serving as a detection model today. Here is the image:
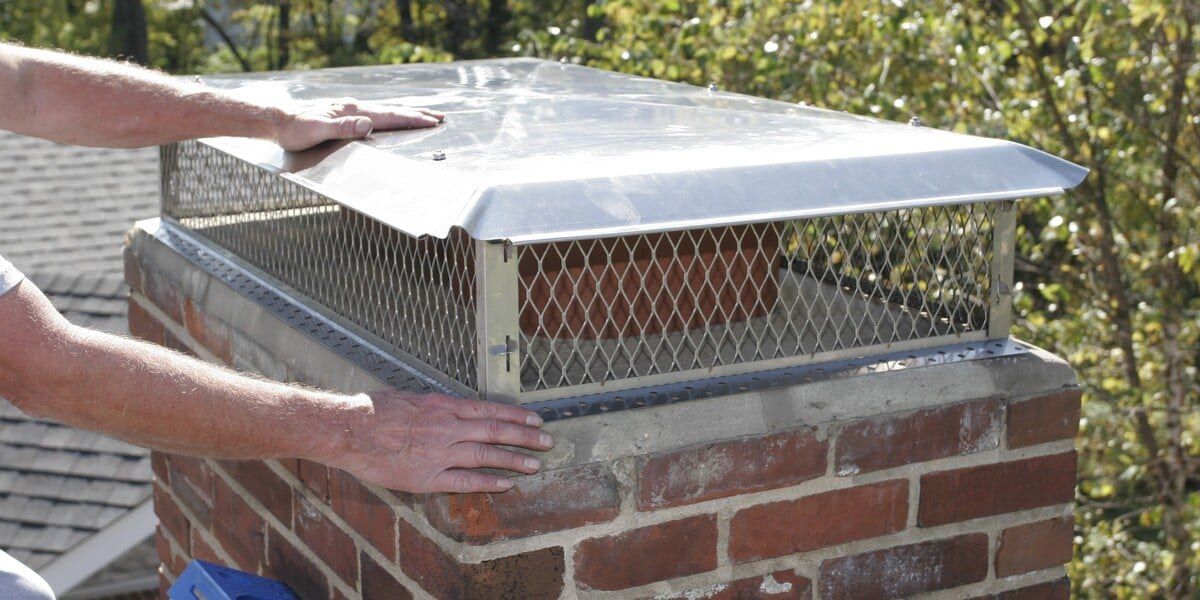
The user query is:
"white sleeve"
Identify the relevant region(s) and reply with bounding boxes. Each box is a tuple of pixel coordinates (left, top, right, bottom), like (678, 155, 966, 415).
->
(0, 254, 23, 297)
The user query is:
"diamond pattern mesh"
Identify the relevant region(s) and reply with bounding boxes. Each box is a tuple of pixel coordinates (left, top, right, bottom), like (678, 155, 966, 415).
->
(161, 140, 995, 399)
(161, 141, 478, 390)
(516, 206, 994, 391)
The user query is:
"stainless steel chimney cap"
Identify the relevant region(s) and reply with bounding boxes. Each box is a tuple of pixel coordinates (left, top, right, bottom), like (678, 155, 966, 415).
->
(194, 58, 1087, 245)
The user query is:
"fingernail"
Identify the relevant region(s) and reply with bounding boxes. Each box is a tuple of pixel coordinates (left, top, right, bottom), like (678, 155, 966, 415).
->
(539, 433, 553, 447)
(526, 414, 543, 427)
(354, 119, 372, 136)
(497, 479, 514, 490)
(524, 457, 541, 471)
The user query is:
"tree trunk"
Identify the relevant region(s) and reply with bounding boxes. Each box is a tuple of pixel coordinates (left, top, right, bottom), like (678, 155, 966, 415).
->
(278, 2, 292, 69)
(484, 0, 510, 55)
(582, 0, 603, 42)
(109, 0, 149, 65)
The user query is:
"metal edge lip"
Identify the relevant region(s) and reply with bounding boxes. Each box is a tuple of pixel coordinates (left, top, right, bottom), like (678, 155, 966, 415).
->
(525, 338, 1031, 422)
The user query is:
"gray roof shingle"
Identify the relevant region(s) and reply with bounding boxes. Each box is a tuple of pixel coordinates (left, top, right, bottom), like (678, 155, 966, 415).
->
(0, 131, 158, 575)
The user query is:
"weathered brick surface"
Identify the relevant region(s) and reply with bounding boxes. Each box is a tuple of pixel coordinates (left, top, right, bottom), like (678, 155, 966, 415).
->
(575, 514, 718, 591)
(638, 429, 827, 510)
(212, 475, 266, 573)
(153, 485, 189, 552)
(835, 398, 1001, 475)
(167, 457, 212, 528)
(183, 298, 233, 363)
(297, 459, 332, 503)
(649, 569, 812, 600)
(397, 519, 564, 599)
(360, 551, 414, 600)
(220, 459, 293, 526)
(155, 525, 187, 577)
(995, 577, 1071, 600)
(919, 452, 1077, 526)
(127, 299, 165, 345)
(1008, 390, 1081, 449)
(190, 530, 221, 564)
(266, 527, 328, 600)
(730, 480, 908, 563)
(294, 492, 358, 587)
(819, 533, 989, 599)
(995, 516, 1074, 577)
(151, 452, 169, 484)
(330, 469, 398, 560)
(425, 462, 621, 543)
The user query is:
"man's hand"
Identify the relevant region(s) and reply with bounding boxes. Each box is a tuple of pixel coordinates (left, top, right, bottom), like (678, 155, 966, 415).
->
(275, 99, 445, 152)
(323, 391, 554, 493)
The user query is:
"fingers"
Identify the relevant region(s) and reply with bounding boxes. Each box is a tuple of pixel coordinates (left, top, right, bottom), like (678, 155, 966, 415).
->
(368, 110, 441, 130)
(446, 397, 544, 428)
(459, 418, 554, 451)
(325, 115, 374, 140)
(431, 469, 515, 494)
(454, 442, 541, 474)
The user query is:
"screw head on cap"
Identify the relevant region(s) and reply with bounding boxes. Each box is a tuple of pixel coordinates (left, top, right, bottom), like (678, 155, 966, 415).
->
(432, 150, 446, 161)
(908, 115, 923, 127)
(708, 81, 719, 92)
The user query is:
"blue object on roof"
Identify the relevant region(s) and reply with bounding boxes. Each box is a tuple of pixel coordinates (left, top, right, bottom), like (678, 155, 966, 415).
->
(169, 560, 297, 600)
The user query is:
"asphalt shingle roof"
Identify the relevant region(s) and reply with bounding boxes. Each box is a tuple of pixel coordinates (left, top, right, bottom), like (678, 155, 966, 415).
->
(0, 130, 158, 575)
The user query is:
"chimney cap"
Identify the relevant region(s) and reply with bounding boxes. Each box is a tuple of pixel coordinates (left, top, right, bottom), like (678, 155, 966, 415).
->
(196, 58, 1087, 244)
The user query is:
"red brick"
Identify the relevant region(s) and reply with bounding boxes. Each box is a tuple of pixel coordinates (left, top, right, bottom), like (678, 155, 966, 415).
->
(996, 577, 1070, 600)
(153, 486, 190, 552)
(575, 514, 718, 591)
(397, 518, 464, 598)
(819, 533, 988, 599)
(650, 569, 812, 599)
(361, 551, 414, 600)
(638, 429, 827, 510)
(265, 527, 329, 600)
(220, 460, 293, 526)
(213, 475, 267, 573)
(159, 570, 171, 598)
(730, 480, 908, 563)
(425, 462, 621, 544)
(1008, 390, 1081, 449)
(836, 398, 1001, 475)
(127, 299, 165, 345)
(168, 458, 212, 528)
(397, 519, 564, 599)
(183, 298, 233, 363)
(151, 452, 169, 485)
(330, 469, 397, 560)
(294, 492, 358, 586)
(190, 530, 221, 564)
(919, 452, 1077, 526)
(155, 526, 188, 577)
(297, 459, 331, 502)
(996, 517, 1074, 576)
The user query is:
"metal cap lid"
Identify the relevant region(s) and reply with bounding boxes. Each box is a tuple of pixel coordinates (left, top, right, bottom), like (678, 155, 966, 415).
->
(197, 58, 1088, 243)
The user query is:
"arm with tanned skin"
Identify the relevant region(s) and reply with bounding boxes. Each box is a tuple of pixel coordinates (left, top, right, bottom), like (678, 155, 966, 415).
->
(0, 44, 552, 493)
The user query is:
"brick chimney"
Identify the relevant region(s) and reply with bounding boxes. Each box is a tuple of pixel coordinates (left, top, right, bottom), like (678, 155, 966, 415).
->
(131, 59, 1085, 599)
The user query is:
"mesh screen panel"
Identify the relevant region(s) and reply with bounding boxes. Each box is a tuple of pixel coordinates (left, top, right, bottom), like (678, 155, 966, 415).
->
(161, 141, 479, 390)
(161, 140, 996, 399)
(516, 206, 994, 391)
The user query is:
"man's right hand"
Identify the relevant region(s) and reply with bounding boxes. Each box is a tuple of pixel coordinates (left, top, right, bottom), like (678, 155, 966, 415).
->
(319, 391, 554, 494)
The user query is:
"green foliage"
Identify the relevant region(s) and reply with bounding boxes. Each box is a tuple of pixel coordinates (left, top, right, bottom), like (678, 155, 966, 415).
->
(2, 1, 1198, 596)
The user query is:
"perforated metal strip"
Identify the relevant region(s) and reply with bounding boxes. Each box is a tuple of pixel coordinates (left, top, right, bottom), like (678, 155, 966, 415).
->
(147, 222, 1027, 423)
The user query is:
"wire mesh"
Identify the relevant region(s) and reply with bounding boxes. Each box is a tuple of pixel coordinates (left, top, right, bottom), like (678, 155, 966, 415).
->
(161, 141, 479, 390)
(516, 206, 994, 392)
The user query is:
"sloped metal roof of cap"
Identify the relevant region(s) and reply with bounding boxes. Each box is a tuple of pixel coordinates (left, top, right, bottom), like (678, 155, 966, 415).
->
(196, 57, 1088, 244)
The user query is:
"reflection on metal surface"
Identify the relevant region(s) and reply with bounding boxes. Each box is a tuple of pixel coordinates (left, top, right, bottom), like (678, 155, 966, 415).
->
(526, 338, 1031, 422)
(191, 58, 1088, 243)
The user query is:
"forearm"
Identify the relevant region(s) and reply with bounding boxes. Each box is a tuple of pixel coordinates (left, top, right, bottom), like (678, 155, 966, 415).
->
(9, 322, 355, 461)
(0, 44, 283, 147)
